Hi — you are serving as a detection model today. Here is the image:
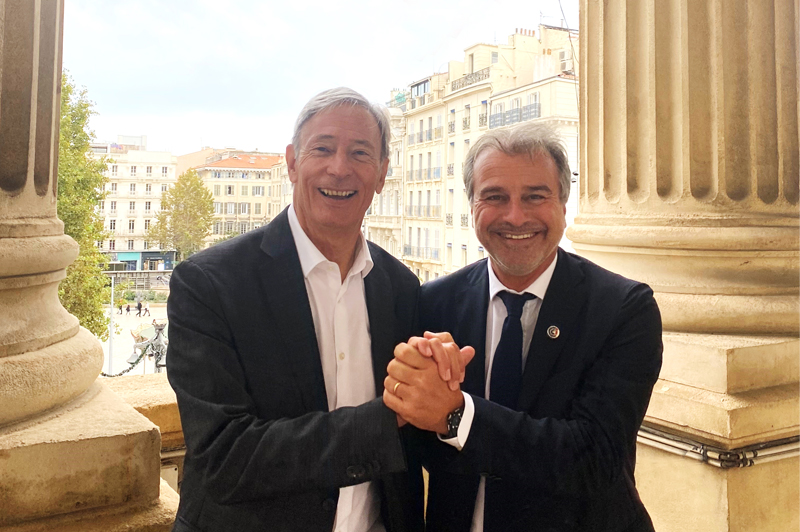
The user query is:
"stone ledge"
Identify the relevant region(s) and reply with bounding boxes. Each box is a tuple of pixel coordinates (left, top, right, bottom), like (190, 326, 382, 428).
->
(644, 379, 799, 449)
(0, 478, 178, 532)
(661, 333, 799, 394)
(104, 373, 184, 450)
(0, 381, 161, 525)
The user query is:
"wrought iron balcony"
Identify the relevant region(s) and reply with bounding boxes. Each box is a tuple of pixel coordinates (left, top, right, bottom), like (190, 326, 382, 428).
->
(463, 116, 471, 130)
(434, 126, 443, 139)
(445, 213, 453, 226)
(451, 67, 490, 92)
(447, 164, 454, 176)
(408, 134, 415, 145)
(460, 214, 469, 227)
(479, 113, 488, 127)
(433, 167, 441, 180)
(448, 121, 456, 134)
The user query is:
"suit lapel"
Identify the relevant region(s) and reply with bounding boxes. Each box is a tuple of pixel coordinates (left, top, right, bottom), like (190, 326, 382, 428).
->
(364, 252, 396, 395)
(518, 249, 586, 411)
(458, 262, 490, 399)
(259, 210, 328, 412)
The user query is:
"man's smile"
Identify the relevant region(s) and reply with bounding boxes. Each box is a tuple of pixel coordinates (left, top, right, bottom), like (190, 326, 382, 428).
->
(319, 188, 357, 198)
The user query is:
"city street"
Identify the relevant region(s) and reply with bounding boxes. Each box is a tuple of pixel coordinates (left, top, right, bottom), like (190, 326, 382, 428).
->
(100, 303, 168, 377)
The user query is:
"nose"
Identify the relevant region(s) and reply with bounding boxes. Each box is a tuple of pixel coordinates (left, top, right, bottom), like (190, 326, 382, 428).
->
(503, 198, 529, 226)
(326, 149, 351, 178)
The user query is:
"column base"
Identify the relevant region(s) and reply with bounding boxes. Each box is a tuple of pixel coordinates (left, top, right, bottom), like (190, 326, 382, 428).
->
(0, 380, 164, 526)
(636, 443, 799, 532)
(0, 479, 178, 532)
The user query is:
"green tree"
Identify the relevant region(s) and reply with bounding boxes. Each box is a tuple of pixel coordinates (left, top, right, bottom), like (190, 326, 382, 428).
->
(147, 169, 214, 261)
(57, 73, 112, 340)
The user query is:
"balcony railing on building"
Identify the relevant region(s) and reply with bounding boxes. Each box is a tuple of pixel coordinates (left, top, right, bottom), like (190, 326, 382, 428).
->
(460, 214, 469, 227)
(425, 129, 432, 142)
(406, 170, 414, 182)
(416, 169, 423, 181)
(463, 116, 471, 130)
(489, 103, 541, 129)
(479, 113, 488, 127)
(447, 163, 454, 176)
(445, 213, 453, 226)
(451, 67, 490, 92)
(432, 167, 441, 180)
(448, 121, 456, 134)
(404, 246, 442, 261)
(418, 205, 442, 218)
(417, 131, 424, 143)
(434, 126, 443, 139)
(408, 134, 415, 145)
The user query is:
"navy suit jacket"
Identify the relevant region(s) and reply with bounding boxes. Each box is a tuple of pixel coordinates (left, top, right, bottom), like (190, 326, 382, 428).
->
(418, 249, 662, 532)
(167, 209, 424, 532)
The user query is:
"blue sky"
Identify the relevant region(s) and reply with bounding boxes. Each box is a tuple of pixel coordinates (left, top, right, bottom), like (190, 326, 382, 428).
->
(63, 0, 578, 156)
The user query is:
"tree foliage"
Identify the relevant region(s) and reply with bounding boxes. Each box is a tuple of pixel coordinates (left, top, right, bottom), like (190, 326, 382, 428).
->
(147, 169, 214, 261)
(57, 73, 112, 340)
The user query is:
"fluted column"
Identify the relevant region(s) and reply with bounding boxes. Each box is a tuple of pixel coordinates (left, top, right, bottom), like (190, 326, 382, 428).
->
(0, 3, 177, 529)
(571, 1, 798, 530)
(570, 0, 798, 335)
(0, 0, 103, 426)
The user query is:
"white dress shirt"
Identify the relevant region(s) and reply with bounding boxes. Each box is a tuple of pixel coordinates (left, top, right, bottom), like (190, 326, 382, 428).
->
(441, 255, 558, 532)
(288, 206, 385, 532)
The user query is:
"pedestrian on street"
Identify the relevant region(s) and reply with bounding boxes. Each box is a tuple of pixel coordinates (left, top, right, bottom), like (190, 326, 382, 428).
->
(136, 301, 143, 317)
(143, 302, 151, 317)
(126, 304, 130, 315)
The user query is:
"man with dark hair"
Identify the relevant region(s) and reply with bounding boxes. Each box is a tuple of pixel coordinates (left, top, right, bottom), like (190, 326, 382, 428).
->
(168, 88, 459, 532)
(384, 122, 663, 531)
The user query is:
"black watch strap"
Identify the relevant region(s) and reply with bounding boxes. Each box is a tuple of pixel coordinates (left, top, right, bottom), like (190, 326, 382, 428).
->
(444, 405, 465, 439)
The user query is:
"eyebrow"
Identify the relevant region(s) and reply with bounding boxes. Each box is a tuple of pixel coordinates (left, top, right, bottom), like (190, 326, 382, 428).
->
(479, 184, 553, 195)
(308, 134, 376, 149)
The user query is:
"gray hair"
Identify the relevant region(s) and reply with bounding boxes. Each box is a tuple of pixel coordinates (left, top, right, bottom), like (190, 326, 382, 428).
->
(292, 87, 391, 161)
(463, 122, 571, 204)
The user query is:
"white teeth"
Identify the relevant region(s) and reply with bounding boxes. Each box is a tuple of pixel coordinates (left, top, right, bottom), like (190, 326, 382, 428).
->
(503, 233, 534, 240)
(320, 189, 355, 197)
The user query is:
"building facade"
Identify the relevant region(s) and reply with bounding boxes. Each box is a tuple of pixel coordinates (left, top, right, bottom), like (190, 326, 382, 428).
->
(92, 138, 178, 271)
(194, 154, 283, 247)
(365, 25, 580, 282)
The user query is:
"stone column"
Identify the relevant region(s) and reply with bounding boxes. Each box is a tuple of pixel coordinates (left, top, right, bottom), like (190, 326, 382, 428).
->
(569, 1, 798, 530)
(0, 1, 177, 529)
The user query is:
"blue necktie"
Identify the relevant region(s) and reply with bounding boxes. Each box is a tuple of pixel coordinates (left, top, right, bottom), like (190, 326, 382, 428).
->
(489, 291, 535, 409)
(485, 291, 536, 532)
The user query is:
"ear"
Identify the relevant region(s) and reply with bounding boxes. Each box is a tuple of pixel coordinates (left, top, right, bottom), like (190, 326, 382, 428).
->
(286, 144, 298, 184)
(375, 157, 389, 195)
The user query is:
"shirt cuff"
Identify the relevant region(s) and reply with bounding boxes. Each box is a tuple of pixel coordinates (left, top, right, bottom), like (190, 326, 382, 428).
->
(437, 392, 474, 451)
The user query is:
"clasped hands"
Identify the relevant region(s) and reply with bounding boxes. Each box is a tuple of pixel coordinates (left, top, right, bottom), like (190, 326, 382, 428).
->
(383, 332, 475, 435)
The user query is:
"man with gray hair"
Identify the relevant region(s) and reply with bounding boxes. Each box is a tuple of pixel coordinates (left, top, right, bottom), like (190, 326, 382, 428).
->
(384, 122, 663, 531)
(168, 87, 461, 532)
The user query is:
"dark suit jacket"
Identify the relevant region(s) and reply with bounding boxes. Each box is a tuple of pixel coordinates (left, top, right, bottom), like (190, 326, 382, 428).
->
(167, 209, 423, 532)
(418, 249, 662, 532)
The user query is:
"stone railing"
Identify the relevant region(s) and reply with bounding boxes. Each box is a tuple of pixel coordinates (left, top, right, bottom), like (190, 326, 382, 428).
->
(451, 67, 490, 92)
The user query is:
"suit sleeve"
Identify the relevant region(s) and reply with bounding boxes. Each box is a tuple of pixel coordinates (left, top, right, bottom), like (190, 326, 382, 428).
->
(426, 283, 662, 496)
(166, 259, 408, 505)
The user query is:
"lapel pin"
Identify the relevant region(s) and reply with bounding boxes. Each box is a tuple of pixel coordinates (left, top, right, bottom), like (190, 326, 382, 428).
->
(547, 325, 560, 339)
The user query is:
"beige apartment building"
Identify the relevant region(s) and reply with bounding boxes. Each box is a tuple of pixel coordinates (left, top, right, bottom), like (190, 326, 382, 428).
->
(366, 25, 580, 282)
(91, 137, 178, 270)
(194, 154, 283, 247)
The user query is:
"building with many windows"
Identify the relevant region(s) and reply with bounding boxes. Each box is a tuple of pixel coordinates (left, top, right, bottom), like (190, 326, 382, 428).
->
(92, 137, 178, 270)
(195, 154, 283, 247)
(365, 25, 579, 282)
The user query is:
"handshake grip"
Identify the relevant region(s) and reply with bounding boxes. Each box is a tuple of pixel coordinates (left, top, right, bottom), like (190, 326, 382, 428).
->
(383, 332, 474, 434)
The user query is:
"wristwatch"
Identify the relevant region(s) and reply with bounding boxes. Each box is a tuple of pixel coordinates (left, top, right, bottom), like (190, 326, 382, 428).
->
(443, 405, 464, 439)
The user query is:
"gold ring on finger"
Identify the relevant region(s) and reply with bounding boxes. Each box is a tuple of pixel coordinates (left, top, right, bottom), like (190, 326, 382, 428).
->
(393, 382, 401, 394)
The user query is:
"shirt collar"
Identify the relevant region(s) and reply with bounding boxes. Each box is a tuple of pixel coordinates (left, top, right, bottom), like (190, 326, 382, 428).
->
(487, 253, 558, 301)
(287, 204, 374, 279)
